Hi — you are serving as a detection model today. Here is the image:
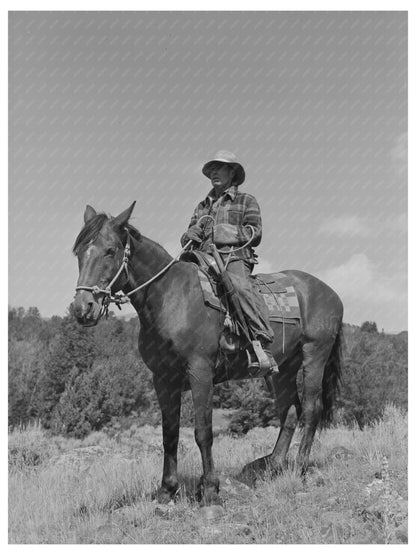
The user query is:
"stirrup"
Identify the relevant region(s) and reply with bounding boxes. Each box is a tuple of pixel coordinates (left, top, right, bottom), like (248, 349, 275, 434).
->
(246, 340, 279, 377)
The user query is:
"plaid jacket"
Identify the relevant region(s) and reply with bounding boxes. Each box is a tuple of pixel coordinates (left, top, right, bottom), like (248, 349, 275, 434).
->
(181, 185, 262, 263)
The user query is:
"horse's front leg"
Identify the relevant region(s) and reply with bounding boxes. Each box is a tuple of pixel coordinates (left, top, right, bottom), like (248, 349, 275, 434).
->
(153, 371, 184, 503)
(188, 361, 221, 506)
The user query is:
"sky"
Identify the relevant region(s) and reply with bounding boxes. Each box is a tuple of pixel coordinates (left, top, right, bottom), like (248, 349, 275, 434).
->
(8, 11, 407, 332)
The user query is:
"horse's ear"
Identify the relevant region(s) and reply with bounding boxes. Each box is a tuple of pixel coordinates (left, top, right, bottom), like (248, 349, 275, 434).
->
(84, 205, 97, 223)
(113, 201, 136, 228)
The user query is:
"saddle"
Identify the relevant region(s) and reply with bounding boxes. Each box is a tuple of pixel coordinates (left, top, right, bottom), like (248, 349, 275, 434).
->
(180, 251, 300, 324)
(181, 250, 220, 278)
(180, 251, 301, 376)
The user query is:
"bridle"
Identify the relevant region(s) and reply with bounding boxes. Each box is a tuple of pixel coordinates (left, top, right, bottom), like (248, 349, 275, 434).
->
(75, 230, 131, 318)
(75, 229, 193, 319)
(75, 217, 255, 319)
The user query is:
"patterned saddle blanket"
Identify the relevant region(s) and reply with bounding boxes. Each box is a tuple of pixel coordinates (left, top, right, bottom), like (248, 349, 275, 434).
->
(197, 269, 301, 325)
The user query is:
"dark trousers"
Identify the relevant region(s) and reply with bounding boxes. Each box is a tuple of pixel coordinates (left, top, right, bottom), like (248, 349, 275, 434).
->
(225, 259, 274, 343)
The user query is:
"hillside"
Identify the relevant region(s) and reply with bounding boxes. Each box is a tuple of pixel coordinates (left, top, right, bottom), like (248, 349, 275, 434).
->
(8, 307, 408, 544)
(8, 405, 407, 544)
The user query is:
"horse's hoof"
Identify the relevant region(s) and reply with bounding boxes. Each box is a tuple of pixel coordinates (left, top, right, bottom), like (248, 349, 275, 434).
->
(238, 456, 284, 485)
(152, 487, 178, 505)
(196, 476, 221, 507)
(236, 466, 258, 487)
(197, 487, 223, 507)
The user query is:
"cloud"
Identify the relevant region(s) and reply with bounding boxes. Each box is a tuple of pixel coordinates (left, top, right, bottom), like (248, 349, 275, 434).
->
(318, 212, 407, 238)
(318, 253, 407, 331)
(318, 215, 372, 238)
(320, 253, 405, 303)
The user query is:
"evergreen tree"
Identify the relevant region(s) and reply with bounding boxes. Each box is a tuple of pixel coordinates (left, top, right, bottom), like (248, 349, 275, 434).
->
(8, 338, 44, 426)
(339, 330, 407, 427)
(360, 320, 379, 334)
(38, 304, 96, 429)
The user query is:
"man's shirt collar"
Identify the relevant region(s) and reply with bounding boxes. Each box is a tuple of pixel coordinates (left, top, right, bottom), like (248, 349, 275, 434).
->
(206, 184, 238, 204)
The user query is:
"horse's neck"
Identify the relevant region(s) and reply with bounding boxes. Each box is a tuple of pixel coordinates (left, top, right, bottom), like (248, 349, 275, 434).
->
(125, 235, 174, 315)
(130, 235, 173, 283)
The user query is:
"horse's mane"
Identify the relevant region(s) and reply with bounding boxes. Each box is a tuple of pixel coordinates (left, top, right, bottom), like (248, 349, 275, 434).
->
(72, 213, 142, 254)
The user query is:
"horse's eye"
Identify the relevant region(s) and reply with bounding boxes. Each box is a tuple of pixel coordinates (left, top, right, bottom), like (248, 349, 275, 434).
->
(105, 248, 116, 257)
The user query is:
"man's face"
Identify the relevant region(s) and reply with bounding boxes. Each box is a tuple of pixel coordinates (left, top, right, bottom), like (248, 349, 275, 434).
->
(209, 162, 235, 191)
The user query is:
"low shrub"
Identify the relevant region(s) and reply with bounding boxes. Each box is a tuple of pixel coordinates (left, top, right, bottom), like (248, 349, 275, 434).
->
(8, 425, 59, 469)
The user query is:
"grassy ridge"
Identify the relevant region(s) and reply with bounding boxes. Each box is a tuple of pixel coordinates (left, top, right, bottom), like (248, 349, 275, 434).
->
(9, 405, 407, 544)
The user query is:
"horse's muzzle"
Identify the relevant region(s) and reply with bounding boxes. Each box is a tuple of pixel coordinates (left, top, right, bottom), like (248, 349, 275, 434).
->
(73, 290, 102, 326)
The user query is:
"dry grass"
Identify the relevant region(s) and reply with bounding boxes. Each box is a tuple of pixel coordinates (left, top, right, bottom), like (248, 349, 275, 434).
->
(8, 405, 407, 544)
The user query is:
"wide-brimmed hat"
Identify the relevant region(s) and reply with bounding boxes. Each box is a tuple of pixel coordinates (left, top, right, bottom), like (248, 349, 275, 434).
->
(202, 150, 245, 186)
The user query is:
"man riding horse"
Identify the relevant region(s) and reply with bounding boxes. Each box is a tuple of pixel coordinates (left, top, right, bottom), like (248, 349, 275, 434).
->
(181, 150, 278, 374)
(73, 183, 343, 503)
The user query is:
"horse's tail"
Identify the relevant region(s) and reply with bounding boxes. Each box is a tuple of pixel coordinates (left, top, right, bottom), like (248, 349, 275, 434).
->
(321, 324, 344, 426)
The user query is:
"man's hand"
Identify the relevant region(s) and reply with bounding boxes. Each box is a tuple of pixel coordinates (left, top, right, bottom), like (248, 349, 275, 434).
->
(184, 224, 204, 244)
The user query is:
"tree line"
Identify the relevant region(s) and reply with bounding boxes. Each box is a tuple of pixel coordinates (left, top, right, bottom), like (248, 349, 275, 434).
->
(8, 306, 407, 437)
(8, 305, 158, 437)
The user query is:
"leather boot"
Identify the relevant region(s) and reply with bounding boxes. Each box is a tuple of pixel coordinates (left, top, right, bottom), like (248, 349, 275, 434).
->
(248, 339, 279, 377)
(255, 332, 279, 374)
(261, 341, 279, 374)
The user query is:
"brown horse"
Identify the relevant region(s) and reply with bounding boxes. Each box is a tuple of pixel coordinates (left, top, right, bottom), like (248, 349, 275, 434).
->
(73, 202, 343, 506)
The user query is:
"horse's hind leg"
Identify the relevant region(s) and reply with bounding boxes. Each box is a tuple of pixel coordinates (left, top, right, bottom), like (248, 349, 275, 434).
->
(269, 359, 303, 470)
(238, 359, 301, 484)
(270, 402, 301, 469)
(153, 372, 184, 503)
(296, 341, 333, 474)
